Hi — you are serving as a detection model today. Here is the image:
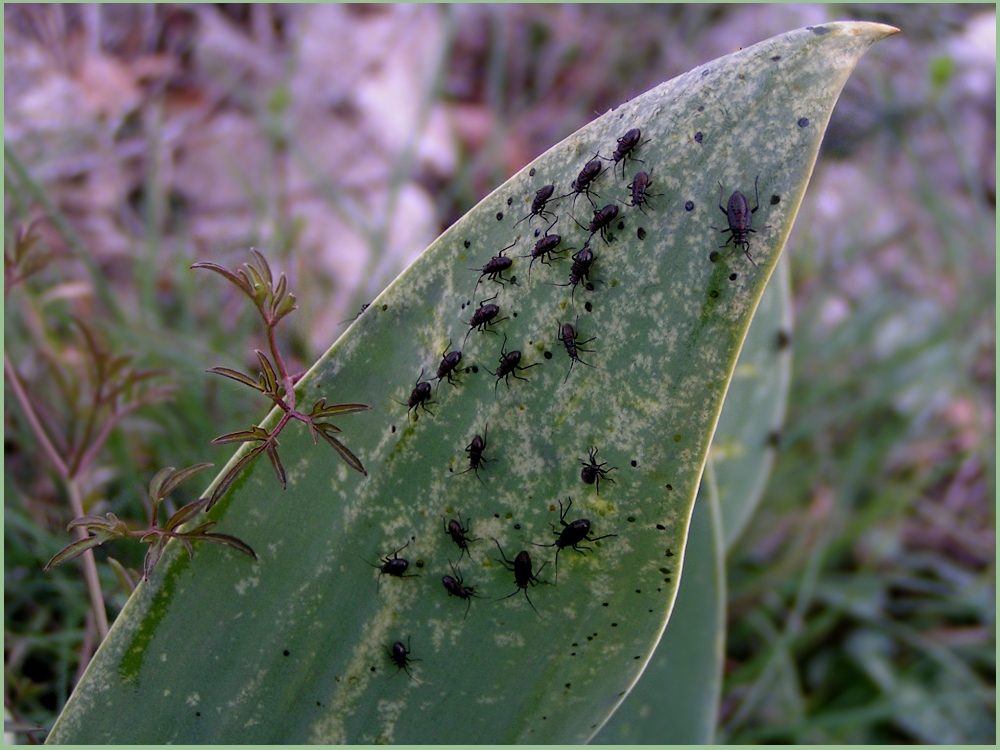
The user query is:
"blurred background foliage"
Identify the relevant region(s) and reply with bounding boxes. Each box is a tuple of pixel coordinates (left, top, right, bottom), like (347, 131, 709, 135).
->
(4, 4, 994, 743)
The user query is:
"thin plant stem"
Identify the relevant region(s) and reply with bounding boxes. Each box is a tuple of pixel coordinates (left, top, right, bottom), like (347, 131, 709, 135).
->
(4, 352, 68, 476)
(66, 480, 110, 641)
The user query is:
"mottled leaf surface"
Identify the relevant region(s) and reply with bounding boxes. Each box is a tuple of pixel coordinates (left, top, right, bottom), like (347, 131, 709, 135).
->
(48, 22, 896, 744)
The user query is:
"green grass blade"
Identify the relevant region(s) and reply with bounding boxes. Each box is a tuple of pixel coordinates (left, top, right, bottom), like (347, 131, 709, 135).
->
(47, 22, 897, 744)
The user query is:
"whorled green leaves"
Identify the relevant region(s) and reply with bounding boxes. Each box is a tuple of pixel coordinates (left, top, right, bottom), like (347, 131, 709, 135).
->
(47, 22, 897, 744)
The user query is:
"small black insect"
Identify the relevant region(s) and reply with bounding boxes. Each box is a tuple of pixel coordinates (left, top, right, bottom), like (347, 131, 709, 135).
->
(580, 446, 617, 493)
(606, 128, 650, 179)
(623, 170, 663, 216)
(514, 184, 557, 227)
(386, 637, 421, 680)
(455, 425, 492, 484)
(471, 241, 517, 300)
(521, 231, 569, 284)
(435, 340, 463, 389)
(492, 539, 549, 617)
(443, 512, 480, 561)
(362, 542, 420, 593)
(393, 370, 435, 420)
(558, 157, 604, 209)
(533, 498, 617, 583)
(339, 302, 371, 325)
(486, 334, 541, 392)
(441, 561, 483, 620)
(575, 203, 619, 244)
(463, 293, 508, 344)
(558, 320, 595, 382)
(712, 176, 767, 267)
(555, 243, 598, 302)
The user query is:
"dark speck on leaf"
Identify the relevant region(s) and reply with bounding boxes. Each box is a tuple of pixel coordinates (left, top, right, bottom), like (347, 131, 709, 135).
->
(709, 289, 719, 298)
(798, 117, 809, 128)
(471, 365, 479, 374)
(770, 194, 780, 205)
(464, 240, 471, 249)
(585, 302, 593, 312)
(381, 304, 387, 311)
(283, 650, 290, 656)
(514, 524, 521, 530)
(771, 55, 781, 61)
(709, 251, 719, 262)
(628, 516, 635, 522)
(611, 623, 617, 627)
(694, 131, 703, 143)
(391, 425, 396, 433)
(729, 273, 738, 281)
(701, 70, 709, 76)
(617, 220, 625, 230)
(603, 602, 609, 606)
(512, 311, 517, 317)
(535, 229, 541, 237)
(637, 227, 646, 240)
(544, 351, 553, 359)
(697, 105, 704, 112)
(666, 484, 672, 491)
(370, 666, 376, 672)
(529, 168, 536, 176)
(685, 201, 694, 211)
(496, 212, 504, 221)
(630, 460, 637, 467)
(809, 25, 831, 34)
(507, 197, 513, 206)
(656, 524, 665, 530)
(495, 513, 500, 518)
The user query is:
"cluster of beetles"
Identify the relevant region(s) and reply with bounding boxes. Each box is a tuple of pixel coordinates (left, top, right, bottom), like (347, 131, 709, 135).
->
(370, 123, 767, 680)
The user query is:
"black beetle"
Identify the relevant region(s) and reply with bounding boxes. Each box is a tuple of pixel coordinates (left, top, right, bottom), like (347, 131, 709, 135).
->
(574, 204, 619, 244)
(555, 243, 598, 303)
(455, 425, 492, 485)
(580, 446, 617, 493)
(441, 561, 483, 620)
(713, 176, 767, 267)
(623, 170, 663, 216)
(514, 184, 557, 227)
(605, 128, 651, 179)
(393, 370, 435, 420)
(442, 512, 480, 561)
(533, 498, 617, 583)
(435, 340, 463, 389)
(558, 320, 595, 382)
(362, 542, 420, 593)
(521, 231, 569, 284)
(486, 334, 541, 393)
(558, 157, 604, 209)
(492, 539, 549, 617)
(471, 241, 517, 299)
(386, 637, 421, 680)
(463, 293, 508, 344)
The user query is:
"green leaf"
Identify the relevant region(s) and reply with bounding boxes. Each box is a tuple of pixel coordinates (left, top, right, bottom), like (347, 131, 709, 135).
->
(255, 350, 279, 394)
(43, 534, 111, 571)
(590, 251, 792, 743)
(206, 366, 265, 392)
(714, 250, 793, 550)
(592, 456, 725, 744)
(309, 398, 372, 418)
(48, 22, 896, 744)
(156, 463, 215, 503)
